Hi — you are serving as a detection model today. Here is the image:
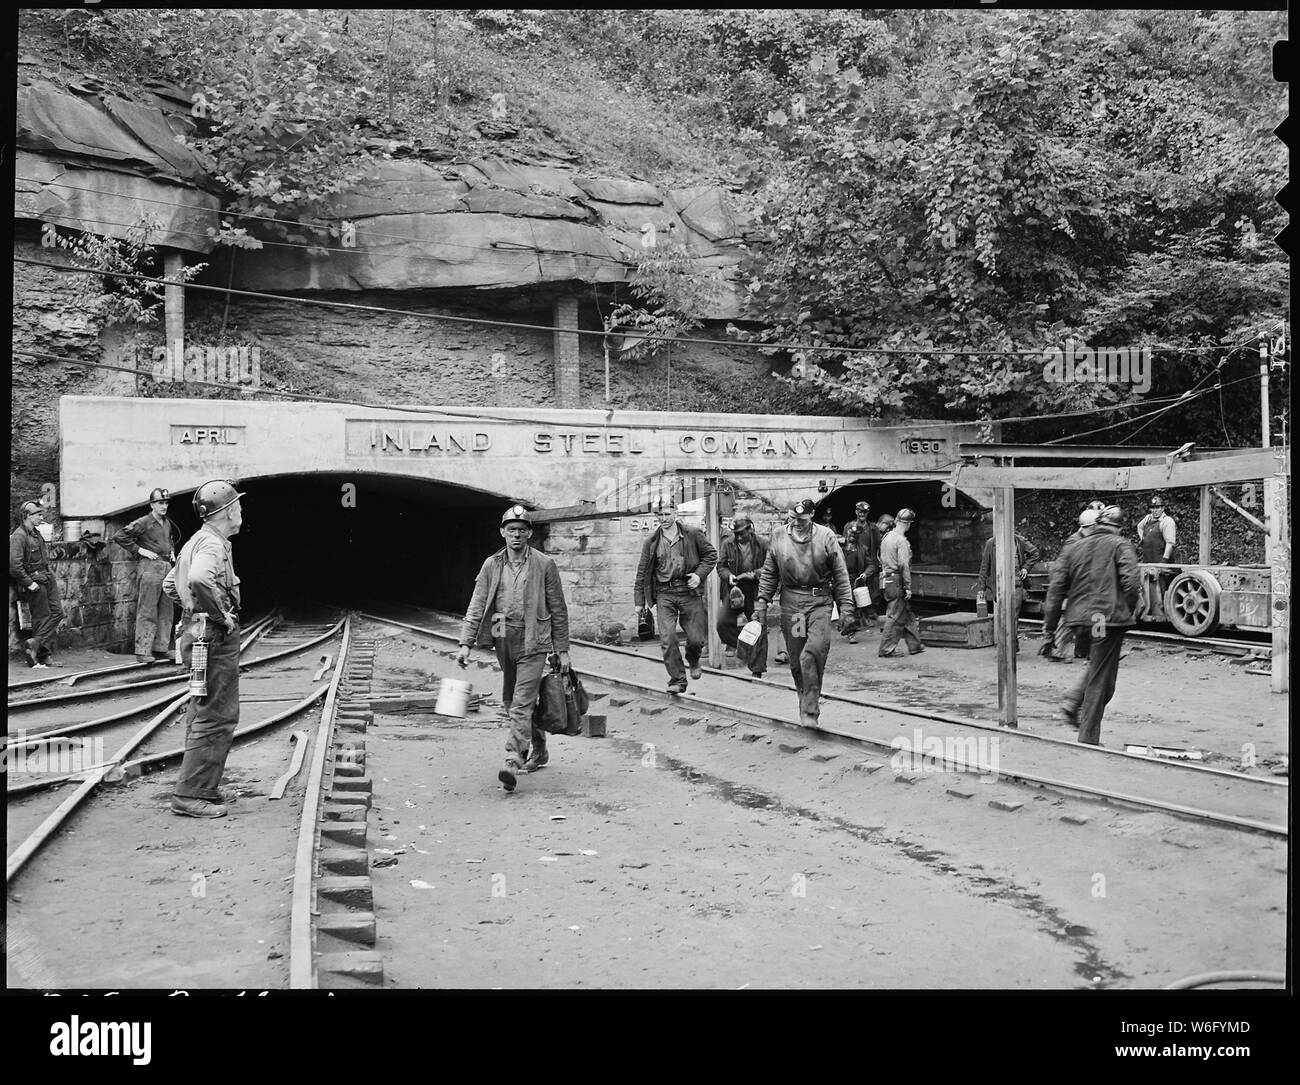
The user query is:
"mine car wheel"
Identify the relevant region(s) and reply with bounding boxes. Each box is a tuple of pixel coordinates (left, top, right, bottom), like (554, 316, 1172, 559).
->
(1162, 570, 1221, 637)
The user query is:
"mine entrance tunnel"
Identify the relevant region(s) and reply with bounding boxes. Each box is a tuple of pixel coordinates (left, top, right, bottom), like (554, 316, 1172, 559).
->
(814, 480, 988, 571)
(148, 473, 513, 618)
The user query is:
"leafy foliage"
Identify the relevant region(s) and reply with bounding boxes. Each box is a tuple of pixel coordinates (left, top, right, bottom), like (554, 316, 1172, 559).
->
(606, 243, 725, 361)
(731, 9, 1287, 438)
(53, 215, 206, 327)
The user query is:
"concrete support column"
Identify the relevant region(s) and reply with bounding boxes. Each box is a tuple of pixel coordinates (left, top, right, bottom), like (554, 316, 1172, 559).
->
(553, 296, 580, 408)
(164, 251, 185, 362)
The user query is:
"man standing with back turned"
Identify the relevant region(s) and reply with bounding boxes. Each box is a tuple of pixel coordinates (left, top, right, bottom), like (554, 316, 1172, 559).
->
(456, 505, 571, 793)
(754, 498, 856, 727)
(162, 480, 245, 818)
(1042, 504, 1141, 745)
(634, 495, 717, 694)
(878, 508, 925, 657)
(114, 487, 180, 663)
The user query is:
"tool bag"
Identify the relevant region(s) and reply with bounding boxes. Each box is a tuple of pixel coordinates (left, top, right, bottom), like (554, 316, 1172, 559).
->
(533, 657, 588, 736)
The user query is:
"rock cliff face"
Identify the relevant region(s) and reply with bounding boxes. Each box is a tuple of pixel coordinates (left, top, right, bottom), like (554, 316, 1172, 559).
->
(16, 79, 753, 317)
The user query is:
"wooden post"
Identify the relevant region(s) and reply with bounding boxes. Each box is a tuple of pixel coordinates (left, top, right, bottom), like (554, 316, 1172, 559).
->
(705, 479, 722, 669)
(994, 487, 1017, 727)
(163, 250, 185, 366)
(1199, 485, 1212, 565)
(1265, 470, 1289, 693)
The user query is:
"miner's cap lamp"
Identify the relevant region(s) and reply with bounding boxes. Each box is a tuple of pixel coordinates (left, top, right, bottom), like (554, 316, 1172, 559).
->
(501, 505, 533, 527)
(149, 488, 170, 503)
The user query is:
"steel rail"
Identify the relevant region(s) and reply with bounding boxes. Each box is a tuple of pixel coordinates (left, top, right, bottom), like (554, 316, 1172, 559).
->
(2, 615, 345, 753)
(1016, 616, 1271, 654)
(6, 615, 280, 711)
(289, 614, 353, 989)
(400, 608, 1285, 791)
(6, 613, 278, 693)
(362, 612, 1286, 839)
(7, 683, 332, 797)
(6, 691, 190, 883)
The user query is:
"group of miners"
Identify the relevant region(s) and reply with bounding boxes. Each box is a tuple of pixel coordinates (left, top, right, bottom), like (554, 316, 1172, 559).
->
(7, 485, 1176, 803)
(9, 482, 248, 820)
(630, 496, 925, 729)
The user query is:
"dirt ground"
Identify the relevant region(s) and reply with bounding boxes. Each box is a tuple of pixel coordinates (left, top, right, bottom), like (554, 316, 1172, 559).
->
(4, 622, 1287, 991)
(364, 624, 1287, 990)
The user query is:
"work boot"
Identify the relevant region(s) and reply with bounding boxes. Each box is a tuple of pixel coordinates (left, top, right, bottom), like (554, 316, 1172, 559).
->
(136, 655, 152, 664)
(775, 649, 788, 664)
(1059, 701, 1080, 730)
(689, 662, 703, 680)
(170, 795, 228, 818)
(749, 669, 765, 679)
(498, 763, 520, 792)
(668, 678, 687, 694)
(800, 712, 820, 728)
(524, 748, 550, 773)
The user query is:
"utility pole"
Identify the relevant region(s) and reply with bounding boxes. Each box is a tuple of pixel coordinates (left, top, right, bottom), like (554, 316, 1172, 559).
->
(1260, 339, 1271, 450)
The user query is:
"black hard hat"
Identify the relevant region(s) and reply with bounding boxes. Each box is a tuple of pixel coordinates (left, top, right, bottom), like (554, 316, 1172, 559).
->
(501, 504, 533, 527)
(791, 499, 816, 516)
(149, 487, 170, 502)
(19, 501, 41, 517)
(193, 479, 245, 520)
(896, 508, 917, 522)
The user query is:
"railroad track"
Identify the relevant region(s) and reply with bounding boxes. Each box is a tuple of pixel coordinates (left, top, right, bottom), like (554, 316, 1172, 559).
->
(4, 608, 389, 991)
(360, 606, 1287, 839)
(1015, 616, 1272, 656)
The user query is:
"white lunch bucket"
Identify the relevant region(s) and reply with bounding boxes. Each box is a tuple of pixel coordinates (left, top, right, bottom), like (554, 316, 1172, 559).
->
(64, 520, 83, 542)
(435, 677, 473, 718)
(738, 620, 763, 646)
(853, 584, 872, 608)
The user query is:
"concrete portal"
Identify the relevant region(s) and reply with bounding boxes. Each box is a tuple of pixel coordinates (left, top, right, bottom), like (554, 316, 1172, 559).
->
(59, 397, 992, 637)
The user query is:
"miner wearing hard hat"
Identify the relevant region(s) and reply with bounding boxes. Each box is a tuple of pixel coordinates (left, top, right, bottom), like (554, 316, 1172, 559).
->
(9, 500, 65, 668)
(161, 480, 245, 818)
(878, 508, 924, 657)
(113, 487, 181, 663)
(456, 505, 571, 793)
(754, 498, 856, 727)
(1042, 504, 1142, 745)
(841, 500, 882, 635)
(633, 494, 718, 695)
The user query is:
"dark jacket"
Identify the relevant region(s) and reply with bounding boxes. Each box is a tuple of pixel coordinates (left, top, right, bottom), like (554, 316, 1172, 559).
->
(841, 518, 881, 579)
(1043, 524, 1142, 633)
(976, 533, 1040, 595)
(459, 546, 570, 656)
(716, 531, 769, 601)
(113, 512, 179, 561)
(634, 522, 717, 608)
(9, 525, 50, 590)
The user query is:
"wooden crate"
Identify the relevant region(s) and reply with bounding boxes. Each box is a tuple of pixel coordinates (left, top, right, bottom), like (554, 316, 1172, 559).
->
(919, 612, 994, 648)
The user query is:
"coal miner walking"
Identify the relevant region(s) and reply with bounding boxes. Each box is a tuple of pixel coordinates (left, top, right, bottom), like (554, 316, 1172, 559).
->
(633, 495, 717, 694)
(754, 498, 856, 727)
(1042, 505, 1142, 745)
(113, 486, 181, 663)
(716, 512, 770, 678)
(162, 480, 245, 818)
(878, 508, 924, 657)
(456, 505, 571, 793)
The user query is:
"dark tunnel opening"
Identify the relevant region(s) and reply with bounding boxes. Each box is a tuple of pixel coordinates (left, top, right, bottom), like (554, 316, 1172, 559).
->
(814, 480, 987, 570)
(154, 474, 518, 620)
